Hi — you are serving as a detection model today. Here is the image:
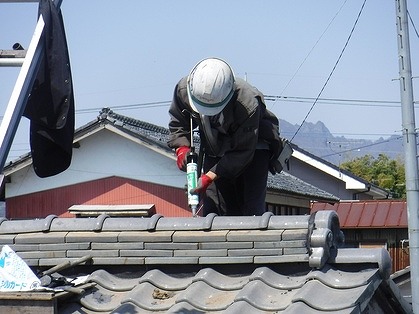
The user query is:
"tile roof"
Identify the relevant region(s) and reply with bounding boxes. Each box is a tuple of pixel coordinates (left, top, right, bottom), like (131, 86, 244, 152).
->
(267, 171, 338, 202)
(0, 211, 411, 313)
(311, 200, 407, 228)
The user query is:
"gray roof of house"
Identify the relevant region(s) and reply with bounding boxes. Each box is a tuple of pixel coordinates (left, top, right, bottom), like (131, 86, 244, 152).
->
(0, 211, 411, 313)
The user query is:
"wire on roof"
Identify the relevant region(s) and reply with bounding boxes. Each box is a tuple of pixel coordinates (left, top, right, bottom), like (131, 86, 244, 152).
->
(291, 0, 367, 142)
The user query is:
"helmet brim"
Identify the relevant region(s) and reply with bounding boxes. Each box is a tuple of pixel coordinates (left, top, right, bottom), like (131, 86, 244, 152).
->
(187, 83, 234, 116)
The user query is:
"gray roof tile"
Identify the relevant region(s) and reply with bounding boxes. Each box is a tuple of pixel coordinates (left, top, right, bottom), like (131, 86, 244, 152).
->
(0, 210, 410, 313)
(88, 269, 139, 291)
(249, 266, 306, 289)
(64, 265, 384, 313)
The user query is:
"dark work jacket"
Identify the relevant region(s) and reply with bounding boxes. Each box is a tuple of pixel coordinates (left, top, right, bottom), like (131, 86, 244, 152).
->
(168, 77, 281, 179)
(23, 0, 75, 178)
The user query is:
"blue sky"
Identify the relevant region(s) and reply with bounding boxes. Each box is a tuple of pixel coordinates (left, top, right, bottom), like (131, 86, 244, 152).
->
(1, 0, 419, 160)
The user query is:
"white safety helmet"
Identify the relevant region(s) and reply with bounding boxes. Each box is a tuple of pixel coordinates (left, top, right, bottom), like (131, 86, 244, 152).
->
(187, 58, 235, 116)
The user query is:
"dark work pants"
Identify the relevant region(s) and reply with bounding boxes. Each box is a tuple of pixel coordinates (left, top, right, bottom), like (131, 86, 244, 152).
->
(202, 149, 270, 216)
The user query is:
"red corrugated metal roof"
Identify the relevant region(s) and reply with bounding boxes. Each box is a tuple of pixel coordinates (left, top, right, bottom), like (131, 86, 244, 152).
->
(311, 200, 407, 228)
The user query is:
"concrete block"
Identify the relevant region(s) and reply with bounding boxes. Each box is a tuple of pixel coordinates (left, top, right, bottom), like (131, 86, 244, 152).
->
(92, 257, 145, 265)
(0, 235, 15, 245)
(228, 248, 283, 257)
(118, 231, 173, 242)
(66, 232, 119, 243)
(145, 257, 198, 264)
(199, 241, 253, 250)
(22, 259, 39, 266)
(199, 256, 253, 264)
(281, 229, 308, 240)
(17, 251, 66, 259)
(284, 247, 308, 255)
(67, 250, 119, 258)
(91, 242, 144, 250)
(120, 249, 172, 257)
(173, 230, 228, 242)
(174, 249, 227, 257)
(144, 242, 198, 250)
(226, 230, 282, 242)
(254, 240, 306, 249)
(15, 232, 67, 244)
(39, 242, 90, 251)
(39, 258, 84, 266)
(9, 244, 39, 252)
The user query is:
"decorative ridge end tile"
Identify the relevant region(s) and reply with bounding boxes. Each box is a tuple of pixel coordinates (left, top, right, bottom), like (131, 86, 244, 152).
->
(308, 210, 344, 269)
(328, 247, 392, 280)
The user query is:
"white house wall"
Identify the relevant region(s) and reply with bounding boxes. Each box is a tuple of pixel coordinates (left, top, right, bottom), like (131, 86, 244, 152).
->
(6, 128, 185, 198)
(287, 158, 358, 200)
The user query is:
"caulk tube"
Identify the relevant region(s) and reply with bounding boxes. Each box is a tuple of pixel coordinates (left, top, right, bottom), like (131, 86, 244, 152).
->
(186, 148, 199, 216)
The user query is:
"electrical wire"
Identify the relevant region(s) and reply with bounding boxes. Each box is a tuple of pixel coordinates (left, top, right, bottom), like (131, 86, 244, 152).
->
(75, 100, 171, 114)
(264, 95, 405, 107)
(277, 0, 348, 98)
(320, 135, 402, 158)
(408, 10, 419, 39)
(291, 0, 368, 142)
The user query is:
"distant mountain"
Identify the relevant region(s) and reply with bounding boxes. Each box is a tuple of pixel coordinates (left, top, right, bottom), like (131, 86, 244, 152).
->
(279, 119, 404, 166)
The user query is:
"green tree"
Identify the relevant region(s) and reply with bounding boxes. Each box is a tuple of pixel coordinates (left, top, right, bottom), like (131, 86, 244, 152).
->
(340, 154, 405, 199)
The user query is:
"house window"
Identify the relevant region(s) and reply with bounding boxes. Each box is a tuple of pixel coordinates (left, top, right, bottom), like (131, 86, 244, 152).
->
(266, 203, 309, 215)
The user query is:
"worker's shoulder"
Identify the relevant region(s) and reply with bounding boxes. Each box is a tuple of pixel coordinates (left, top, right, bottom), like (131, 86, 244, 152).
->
(174, 76, 188, 99)
(235, 78, 264, 110)
(235, 78, 263, 98)
(176, 76, 188, 90)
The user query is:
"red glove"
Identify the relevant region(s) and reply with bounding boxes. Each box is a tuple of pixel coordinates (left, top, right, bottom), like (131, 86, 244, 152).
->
(190, 174, 213, 195)
(176, 146, 190, 171)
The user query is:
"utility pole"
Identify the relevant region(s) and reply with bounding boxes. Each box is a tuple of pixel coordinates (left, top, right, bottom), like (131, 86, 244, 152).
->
(395, 0, 419, 312)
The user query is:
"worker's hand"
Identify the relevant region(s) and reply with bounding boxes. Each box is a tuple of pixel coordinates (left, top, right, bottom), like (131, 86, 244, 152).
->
(176, 146, 190, 172)
(269, 159, 283, 175)
(190, 174, 213, 195)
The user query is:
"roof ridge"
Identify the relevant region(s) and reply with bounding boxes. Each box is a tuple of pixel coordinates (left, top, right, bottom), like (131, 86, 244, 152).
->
(0, 211, 352, 270)
(99, 107, 169, 135)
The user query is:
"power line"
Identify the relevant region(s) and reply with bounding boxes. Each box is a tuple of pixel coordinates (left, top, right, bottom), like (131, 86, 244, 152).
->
(320, 135, 403, 158)
(408, 10, 419, 39)
(75, 100, 171, 114)
(291, 0, 367, 142)
(278, 0, 349, 97)
(264, 95, 406, 107)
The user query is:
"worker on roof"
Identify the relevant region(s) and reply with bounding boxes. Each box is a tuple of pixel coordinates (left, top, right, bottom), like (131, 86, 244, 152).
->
(168, 57, 282, 216)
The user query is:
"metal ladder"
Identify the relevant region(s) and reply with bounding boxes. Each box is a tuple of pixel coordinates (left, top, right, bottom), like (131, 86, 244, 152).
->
(0, 0, 63, 172)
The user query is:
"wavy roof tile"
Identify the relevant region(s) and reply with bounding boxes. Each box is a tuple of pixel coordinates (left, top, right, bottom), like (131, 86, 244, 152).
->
(0, 211, 411, 313)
